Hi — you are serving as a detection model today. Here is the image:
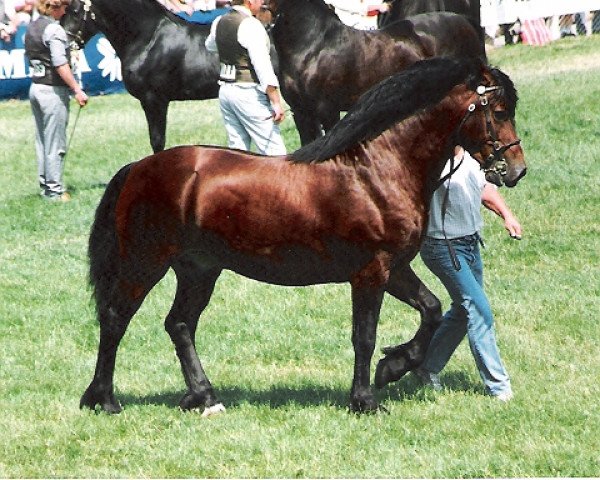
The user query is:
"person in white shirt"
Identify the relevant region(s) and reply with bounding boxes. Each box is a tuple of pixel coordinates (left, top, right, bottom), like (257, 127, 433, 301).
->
(205, 0, 286, 155)
(415, 146, 521, 401)
(324, 0, 388, 30)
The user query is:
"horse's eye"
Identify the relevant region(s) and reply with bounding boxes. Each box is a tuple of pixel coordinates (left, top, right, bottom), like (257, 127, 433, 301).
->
(494, 110, 509, 122)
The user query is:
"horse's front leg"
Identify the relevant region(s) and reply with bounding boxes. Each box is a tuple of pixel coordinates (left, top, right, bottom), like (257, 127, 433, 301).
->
(349, 284, 385, 413)
(140, 96, 168, 153)
(291, 107, 323, 145)
(375, 264, 443, 389)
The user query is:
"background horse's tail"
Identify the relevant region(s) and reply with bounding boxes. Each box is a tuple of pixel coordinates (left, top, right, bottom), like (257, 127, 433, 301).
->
(88, 163, 133, 313)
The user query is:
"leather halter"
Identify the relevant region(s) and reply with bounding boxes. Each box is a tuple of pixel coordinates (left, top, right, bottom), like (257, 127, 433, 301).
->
(457, 84, 521, 180)
(63, 0, 95, 49)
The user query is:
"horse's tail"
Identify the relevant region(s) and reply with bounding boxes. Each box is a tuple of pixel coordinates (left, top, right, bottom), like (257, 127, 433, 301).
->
(88, 163, 133, 314)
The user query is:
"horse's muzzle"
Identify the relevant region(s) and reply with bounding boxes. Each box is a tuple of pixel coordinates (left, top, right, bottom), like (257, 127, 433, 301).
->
(502, 164, 527, 187)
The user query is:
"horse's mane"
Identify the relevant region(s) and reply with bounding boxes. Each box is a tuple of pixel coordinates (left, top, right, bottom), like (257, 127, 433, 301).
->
(291, 57, 517, 164)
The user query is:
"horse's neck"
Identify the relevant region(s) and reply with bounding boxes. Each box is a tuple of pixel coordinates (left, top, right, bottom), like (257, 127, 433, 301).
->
(364, 99, 465, 199)
(95, 0, 161, 57)
(275, 0, 344, 50)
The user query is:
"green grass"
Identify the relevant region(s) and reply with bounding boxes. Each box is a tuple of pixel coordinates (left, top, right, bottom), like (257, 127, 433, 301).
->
(1, 36, 599, 477)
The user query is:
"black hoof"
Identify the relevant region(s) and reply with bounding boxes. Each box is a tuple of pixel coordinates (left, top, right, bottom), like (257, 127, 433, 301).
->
(349, 393, 380, 414)
(374, 351, 411, 389)
(80, 386, 122, 414)
(179, 392, 210, 411)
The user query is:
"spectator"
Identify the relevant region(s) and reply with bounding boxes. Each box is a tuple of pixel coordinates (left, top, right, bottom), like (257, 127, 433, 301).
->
(25, 0, 88, 202)
(1, 0, 35, 41)
(414, 146, 521, 402)
(324, 0, 388, 30)
(205, 0, 286, 155)
(0, 0, 12, 42)
(175, 0, 230, 25)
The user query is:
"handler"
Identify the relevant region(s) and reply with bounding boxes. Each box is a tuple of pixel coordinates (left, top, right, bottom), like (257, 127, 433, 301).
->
(205, 0, 286, 155)
(415, 146, 521, 402)
(25, 0, 88, 201)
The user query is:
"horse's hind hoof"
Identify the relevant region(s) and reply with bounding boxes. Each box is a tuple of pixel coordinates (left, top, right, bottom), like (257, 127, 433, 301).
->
(374, 350, 411, 389)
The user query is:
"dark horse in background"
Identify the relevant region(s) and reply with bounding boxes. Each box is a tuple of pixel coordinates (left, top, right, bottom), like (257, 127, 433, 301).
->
(267, 0, 486, 145)
(378, 0, 484, 49)
(80, 57, 525, 415)
(62, 0, 221, 153)
(379, 0, 481, 27)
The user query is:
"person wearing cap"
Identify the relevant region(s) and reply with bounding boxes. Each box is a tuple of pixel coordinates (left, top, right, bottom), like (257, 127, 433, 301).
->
(205, 0, 285, 156)
(24, 0, 88, 201)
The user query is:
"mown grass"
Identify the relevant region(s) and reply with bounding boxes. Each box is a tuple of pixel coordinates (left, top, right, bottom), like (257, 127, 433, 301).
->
(0, 36, 599, 477)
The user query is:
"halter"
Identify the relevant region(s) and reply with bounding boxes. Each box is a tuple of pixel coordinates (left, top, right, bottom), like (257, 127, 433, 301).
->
(64, 0, 95, 49)
(457, 84, 521, 180)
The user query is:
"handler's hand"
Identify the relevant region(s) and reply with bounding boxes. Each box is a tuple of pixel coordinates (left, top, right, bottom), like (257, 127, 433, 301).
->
(271, 103, 285, 124)
(504, 214, 522, 240)
(74, 89, 89, 107)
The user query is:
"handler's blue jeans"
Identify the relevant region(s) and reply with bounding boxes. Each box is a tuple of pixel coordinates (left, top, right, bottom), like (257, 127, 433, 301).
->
(419, 235, 512, 396)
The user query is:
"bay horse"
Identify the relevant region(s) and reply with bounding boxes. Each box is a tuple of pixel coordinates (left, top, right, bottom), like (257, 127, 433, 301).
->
(61, 0, 221, 153)
(80, 57, 525, 415)
(267, 0, 486, 145)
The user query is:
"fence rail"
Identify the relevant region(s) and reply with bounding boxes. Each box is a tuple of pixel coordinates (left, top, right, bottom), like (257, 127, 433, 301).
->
(481, 0, 600, 26)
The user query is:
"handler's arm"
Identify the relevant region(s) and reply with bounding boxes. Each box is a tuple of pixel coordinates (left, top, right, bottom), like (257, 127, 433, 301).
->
(55, 63, 88, 106)
(482, 183, 522, 239)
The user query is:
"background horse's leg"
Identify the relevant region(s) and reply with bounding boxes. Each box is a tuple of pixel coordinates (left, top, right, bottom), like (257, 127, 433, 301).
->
(140, 97, 169, 153)
(374, 264, 443, 389)
(320, 110, 341, 136)
(165, 258, 223, 413)
(292, 108, 324, 145)
(350, 284, 385, 413)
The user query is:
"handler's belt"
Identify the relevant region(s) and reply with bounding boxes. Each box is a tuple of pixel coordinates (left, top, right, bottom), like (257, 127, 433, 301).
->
(219, 63, 257, 83)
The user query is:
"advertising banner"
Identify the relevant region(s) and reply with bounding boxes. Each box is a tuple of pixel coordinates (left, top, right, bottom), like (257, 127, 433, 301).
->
(0, 25, 124, 100)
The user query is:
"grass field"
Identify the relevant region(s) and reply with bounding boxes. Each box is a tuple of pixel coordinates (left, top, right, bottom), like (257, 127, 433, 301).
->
(0, 36, 599, 477)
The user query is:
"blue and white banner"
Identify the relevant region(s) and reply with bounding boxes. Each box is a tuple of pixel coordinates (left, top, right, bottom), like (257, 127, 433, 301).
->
(0, 25, 124, 101)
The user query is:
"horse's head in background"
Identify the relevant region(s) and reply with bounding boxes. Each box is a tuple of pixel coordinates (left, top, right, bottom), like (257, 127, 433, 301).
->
(61, 0, 98, 47)
(456, 62, 526, 187)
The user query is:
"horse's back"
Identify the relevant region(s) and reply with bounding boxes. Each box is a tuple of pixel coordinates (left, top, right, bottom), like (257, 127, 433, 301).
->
(408, 11, 486, 59)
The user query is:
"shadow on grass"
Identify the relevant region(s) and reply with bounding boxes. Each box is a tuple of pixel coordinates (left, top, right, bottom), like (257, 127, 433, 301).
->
(116, 370, 483, 412)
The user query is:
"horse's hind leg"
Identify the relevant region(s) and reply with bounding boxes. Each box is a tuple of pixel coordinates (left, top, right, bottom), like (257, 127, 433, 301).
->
(374, 264, 443, 389)
(165, 256, 222, 413)
(80, 273, 164, 413)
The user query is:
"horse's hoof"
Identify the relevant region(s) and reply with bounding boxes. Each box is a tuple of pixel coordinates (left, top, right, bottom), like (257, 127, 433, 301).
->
(349, 394, 380, 414)
(179, 392, 206, 411)
(201, 403, 226, 417)
(374, 352, 411, 389)
(80, 387, 122, 414)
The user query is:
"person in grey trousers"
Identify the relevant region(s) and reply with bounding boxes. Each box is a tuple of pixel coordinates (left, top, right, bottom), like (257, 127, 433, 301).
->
(24, 0, 88, 201)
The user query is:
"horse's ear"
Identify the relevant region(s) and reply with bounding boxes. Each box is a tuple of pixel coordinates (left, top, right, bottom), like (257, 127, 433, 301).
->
(477, 59, 494, 87)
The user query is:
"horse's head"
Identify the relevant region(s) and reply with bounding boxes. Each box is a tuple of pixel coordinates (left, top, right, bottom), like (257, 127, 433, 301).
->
(457, 64, 526, 188)
(61, 0, 98, 48)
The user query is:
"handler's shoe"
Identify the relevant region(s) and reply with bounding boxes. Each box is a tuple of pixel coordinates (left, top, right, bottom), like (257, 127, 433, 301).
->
(413, 367, 442, 391)
(494, 390, 513, 402)
(45, 192, 71, 203)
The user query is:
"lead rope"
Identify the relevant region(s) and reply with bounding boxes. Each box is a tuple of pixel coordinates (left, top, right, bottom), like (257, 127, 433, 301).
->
(441, 152, 464, 271)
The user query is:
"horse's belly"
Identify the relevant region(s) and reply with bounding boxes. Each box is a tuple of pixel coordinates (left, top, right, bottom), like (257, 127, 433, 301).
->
(189, 235, 376, 287)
